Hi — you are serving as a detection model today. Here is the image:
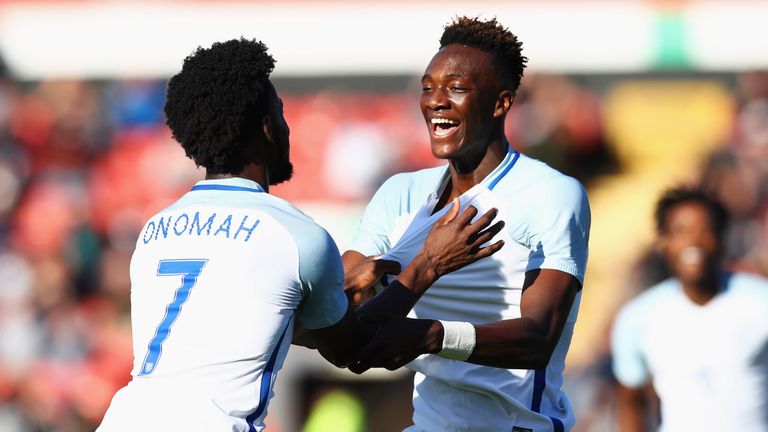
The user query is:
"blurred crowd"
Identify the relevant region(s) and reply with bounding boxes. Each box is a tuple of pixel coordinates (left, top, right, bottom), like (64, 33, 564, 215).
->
(0, 49, 766, 430)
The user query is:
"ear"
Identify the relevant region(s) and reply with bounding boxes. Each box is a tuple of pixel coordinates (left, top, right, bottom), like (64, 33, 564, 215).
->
(656, 235, 668, 254)
(261, 115, 273, 143)
(493, 90, 513, 118)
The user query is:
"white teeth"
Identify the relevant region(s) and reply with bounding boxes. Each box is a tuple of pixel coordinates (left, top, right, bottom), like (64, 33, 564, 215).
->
(680, 247, 704, 265)
(430, 118, 458, 125)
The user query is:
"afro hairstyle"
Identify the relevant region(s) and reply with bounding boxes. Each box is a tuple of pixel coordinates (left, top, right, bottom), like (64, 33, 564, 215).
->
(164, 38, 276, 175)
(655, 186, 729, 237)
(440, 16, 527, 95)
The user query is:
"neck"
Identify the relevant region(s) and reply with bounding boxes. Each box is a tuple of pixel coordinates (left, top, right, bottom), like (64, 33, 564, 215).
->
(444, 136, 508, 198)
(681, 270, 721, 305)
(205, 163, 269, 192)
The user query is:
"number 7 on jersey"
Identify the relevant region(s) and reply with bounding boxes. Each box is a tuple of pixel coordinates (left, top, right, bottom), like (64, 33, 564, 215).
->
(139, 259, 208, 376)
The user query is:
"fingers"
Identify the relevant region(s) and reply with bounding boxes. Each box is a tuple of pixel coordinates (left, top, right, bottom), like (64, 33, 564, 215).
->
(455, 204, 479, 226)
(470, 220, 505, 248)
(474, 239, 505, 259)
(466, 207, 498, 232)
(438, 197, 461, 226)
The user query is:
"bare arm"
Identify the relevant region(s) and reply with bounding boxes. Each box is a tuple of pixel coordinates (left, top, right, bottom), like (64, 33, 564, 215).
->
(306, 200, 504, 367)
(468, 269, 579, 369)
(616, 384, 650, 432)
(348, 268, 580, 372)
(303, 305, 374, 367)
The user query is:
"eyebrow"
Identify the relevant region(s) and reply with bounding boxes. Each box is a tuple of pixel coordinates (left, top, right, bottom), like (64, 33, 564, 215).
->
(421, 72, 468, 81)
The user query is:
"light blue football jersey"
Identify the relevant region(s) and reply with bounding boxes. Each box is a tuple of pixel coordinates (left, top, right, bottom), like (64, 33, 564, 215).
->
(350, 147, 591, 432)
(612, 272, 768, 432)
(99, 178, 348, 432)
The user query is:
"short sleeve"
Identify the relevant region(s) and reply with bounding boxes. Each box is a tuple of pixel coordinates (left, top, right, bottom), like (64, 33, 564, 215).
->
(525, 176, 590, 284)
(295, 225, 349, 330)
(348, 175, 402, 256)
(611, 303, 650, 388)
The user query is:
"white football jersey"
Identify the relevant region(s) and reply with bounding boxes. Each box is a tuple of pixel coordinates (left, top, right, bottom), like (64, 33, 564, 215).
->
(351, 148, 591, 432)
(612, 272, 768, 432)
(98, 178, 348, 432)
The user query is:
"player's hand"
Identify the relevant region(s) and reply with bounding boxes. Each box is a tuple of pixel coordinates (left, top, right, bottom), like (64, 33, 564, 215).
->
(420, 198, 505, 277)
(344, 256, 401, 306)
(348, 317, 441, 374)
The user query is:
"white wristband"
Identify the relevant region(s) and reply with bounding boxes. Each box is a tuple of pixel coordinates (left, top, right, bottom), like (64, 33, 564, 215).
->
(437, 320, 476, 361)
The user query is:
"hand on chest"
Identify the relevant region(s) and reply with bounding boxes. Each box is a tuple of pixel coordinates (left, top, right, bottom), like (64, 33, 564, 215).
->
(383, 187, 530, 288)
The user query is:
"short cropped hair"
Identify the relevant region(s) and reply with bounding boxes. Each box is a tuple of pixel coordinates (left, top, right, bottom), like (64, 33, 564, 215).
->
(655, 186, 729, 237)
(164, 38, 275, 174)
(440, 16, 527, 95)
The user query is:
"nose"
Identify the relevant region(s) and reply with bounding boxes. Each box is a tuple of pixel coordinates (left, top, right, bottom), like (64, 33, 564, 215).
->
(424, 85, 450, 111)
(683, 227, 718, 251)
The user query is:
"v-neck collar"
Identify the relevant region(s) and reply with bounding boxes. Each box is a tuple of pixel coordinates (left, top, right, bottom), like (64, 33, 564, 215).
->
(428, 146, 520, 216)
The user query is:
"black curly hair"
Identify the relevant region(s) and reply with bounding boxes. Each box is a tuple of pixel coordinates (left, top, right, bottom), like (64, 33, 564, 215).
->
(440, 17, 527, 95)
(655, 186, 729, 237)
(164, 38, 276, 175)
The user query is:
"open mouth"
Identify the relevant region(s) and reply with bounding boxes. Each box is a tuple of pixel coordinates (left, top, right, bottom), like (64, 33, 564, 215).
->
(430, 118, 460, 138)
(679, 246, 704, 266)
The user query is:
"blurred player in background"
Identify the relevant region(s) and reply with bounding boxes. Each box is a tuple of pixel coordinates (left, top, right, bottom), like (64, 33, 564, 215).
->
(97, 38, 505, 432)
(611, 187, 768, 431)
(343, 17, 591, 431)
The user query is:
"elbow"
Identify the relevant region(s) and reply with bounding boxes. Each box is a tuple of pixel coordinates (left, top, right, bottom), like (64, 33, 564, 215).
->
(522, 344, 553, 370)
(518, 335, 556, 370)
(526, 353, 552, 370)
(523, 323, 562, 369)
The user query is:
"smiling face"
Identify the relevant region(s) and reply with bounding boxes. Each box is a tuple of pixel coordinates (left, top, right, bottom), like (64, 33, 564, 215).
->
(420, 44, 506, 164)
(660, 202, 722, 287)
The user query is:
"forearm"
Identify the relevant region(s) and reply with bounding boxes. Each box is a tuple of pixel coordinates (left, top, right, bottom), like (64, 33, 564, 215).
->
(616, 385, 649, 432)
(309, 305, 376, 367)
(465, 317, 553, 369)
(355, 254, 438, 319)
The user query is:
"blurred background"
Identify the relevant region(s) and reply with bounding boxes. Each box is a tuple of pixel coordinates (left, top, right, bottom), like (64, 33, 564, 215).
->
(0, 0, 766, 431)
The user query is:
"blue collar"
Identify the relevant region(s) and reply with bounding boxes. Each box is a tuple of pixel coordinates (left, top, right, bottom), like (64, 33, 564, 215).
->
(486, 147, 521, 191)
(191, 178, 265, 193)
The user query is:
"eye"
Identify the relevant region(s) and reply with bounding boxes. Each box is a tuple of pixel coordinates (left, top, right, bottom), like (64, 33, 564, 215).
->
(421, 85, 432, 92)
(450, 86, 468, 92)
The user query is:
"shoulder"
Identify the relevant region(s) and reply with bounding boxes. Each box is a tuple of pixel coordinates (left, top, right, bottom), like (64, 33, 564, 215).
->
(525, 157, 587, 202)
(364, 166, 445, 216)
(377, 166, 445, 195)
(254, 194, 336, 254)
(728, 272, 768, 299)
(617, 279, 680, 323)
(498, 154, 588, 207)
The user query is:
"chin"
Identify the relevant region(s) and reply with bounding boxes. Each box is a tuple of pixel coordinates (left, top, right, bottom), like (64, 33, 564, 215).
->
(676, 267, 709, 285)
(431, 142, 460, 160)
(268, 161, 294, 186)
